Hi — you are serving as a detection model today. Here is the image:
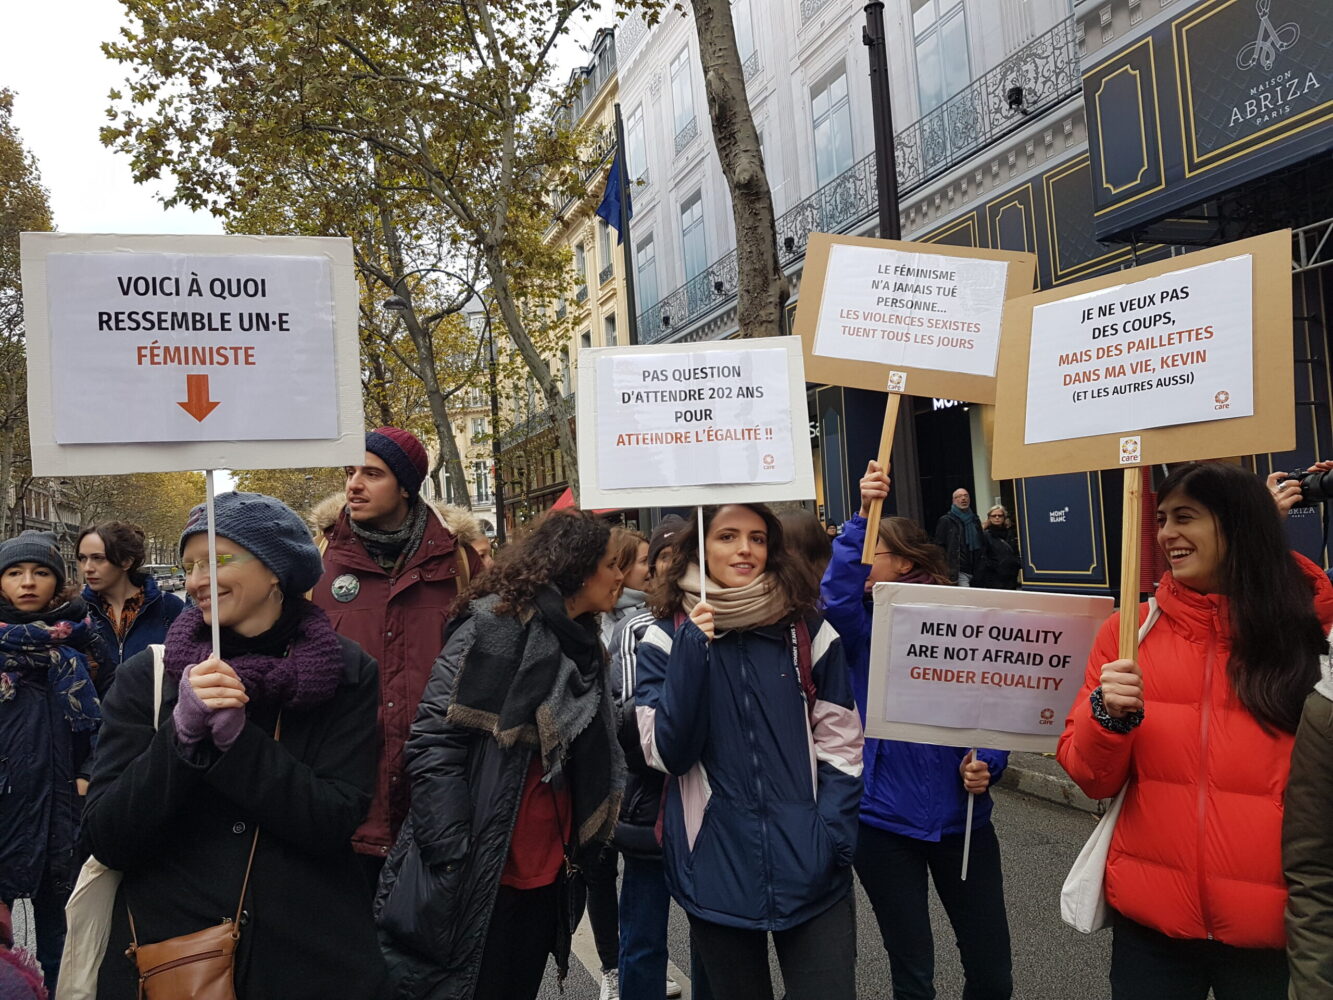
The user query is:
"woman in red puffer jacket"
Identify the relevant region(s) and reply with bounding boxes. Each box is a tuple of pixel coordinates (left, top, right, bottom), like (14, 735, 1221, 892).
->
(1058, 462, 1333, 1000)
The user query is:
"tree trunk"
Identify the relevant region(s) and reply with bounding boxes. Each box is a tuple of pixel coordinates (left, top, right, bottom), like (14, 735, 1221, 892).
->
(690, 0, 788, 338)
(483, 251, 581, 505)
(0, 424, 13, 539)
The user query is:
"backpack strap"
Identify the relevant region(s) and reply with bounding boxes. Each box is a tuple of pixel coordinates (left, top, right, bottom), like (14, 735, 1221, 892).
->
(150, 643, 166, 730)
(791, 618, 817, 726)
(1138, 597, 1160, 645)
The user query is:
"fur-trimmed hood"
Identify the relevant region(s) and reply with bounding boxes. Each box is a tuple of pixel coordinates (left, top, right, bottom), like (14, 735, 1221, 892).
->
(309, 492, 486, 547)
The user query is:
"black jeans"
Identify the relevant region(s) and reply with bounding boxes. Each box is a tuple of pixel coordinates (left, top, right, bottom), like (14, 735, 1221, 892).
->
(687, 890, 856, 1000)
(854, 821, 1012, 1000)
(584, 845, 620, 971)
(1109, 912, 1288, 1000)
(473, 883, 558, 1000)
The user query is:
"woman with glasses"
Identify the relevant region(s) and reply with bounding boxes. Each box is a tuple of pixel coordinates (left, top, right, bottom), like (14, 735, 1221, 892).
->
(81, 492, 387, 999)
(820, 461, 1013, 1000)
(77, 521, 184, 696)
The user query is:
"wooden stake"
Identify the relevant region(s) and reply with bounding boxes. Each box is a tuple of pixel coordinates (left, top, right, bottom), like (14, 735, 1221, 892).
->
(961, 749, 977, 881)
(697, 506, 707, 606)
(205, 469, 221, 659)
(1118, 467, 1143, 660)
(861, 392, 902, 565)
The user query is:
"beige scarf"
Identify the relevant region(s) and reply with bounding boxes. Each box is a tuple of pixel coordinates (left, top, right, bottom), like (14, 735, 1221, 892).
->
(679, 564, 791, 631)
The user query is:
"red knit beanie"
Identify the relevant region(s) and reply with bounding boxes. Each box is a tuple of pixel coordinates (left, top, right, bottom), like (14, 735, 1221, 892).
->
(365, 427, 429, 498)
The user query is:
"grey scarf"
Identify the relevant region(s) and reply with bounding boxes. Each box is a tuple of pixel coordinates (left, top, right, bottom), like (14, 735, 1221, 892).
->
(348, 499, 430, 572)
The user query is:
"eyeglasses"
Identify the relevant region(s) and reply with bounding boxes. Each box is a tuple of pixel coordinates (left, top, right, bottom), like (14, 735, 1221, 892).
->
(182, 552, 256, 576)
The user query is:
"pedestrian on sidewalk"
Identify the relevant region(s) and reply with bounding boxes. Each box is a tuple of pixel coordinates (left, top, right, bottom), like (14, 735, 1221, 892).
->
(1059, 461, 1333, 1000)
(377, 509, 625, 1000)
(933, 487, 983, 586)
(0, 531, 103, 997)
(822, 461, 1013, 1000)
(309, 426, 482, 894)
(635, 503, 863, 1000)
(81, 492, 387, 999)
(77, 521, 184, 696)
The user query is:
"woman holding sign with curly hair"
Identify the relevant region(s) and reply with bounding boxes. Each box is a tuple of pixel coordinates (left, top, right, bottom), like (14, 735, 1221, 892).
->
(821, 461, 1013, 1000)
(634, 503, 863, 1000)
(1059, 461, 1333, 1000)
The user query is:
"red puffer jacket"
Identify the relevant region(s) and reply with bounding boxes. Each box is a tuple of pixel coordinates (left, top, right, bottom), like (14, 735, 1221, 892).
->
(1058, 554, 1333, 949)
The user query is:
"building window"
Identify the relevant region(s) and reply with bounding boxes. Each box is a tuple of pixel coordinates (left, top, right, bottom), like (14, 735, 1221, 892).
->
(670, 49, 695, 141)
(626, 105, 647, 183)
(680, 193, 707, 280)
(636, 234, 659, 309)
(580, 330, 592, 350)
(812, 69, 853, 187)
(471, 416, 487, 441)
(913, 0, 970, 114)
(734, 0, 756, 64)
(560, 346, 572, 394)
(598, 220, 612, 273)
(604, 314, 617, 346)
(473, 461, 492, 504)
(574, 242, 587, 283)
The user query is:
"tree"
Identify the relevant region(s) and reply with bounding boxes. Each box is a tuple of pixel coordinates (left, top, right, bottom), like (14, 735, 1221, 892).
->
(0, 90, 53, 537)
(232, 467, 346, 516)
(689, 1, 787, 337)
(100, 0, 657, 503)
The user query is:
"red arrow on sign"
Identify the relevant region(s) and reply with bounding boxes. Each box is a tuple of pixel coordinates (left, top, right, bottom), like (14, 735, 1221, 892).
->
(177, 374, 220, 422)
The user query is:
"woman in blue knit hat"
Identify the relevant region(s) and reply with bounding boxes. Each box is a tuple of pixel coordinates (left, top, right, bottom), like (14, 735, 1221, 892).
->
(0, 530, 103, 996)
(81, 492, 387, 999)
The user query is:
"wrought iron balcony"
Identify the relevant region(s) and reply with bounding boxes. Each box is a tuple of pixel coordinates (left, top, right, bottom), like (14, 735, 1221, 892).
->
(575, 284, 588, 303)
(894, 16, 1079, 191)
(599, 263, 614, 285)
(743, 50, 760, 82)
(674, 117, 698, 155)
(634, 17, 1080, 342)
(799, 0, 832, 23)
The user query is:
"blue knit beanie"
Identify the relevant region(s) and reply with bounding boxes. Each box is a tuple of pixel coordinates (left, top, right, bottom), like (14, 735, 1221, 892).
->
(0, 530, 66, 590)
(179, 492, 323, 595)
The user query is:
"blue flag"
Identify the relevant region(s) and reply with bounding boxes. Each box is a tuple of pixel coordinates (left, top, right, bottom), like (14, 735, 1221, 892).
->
(595, 148, 633, 243)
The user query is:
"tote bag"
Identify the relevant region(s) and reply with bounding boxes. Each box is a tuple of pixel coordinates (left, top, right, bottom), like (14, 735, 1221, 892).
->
(1059, 600, 1159, 934)
(56, 644, 166, 1000)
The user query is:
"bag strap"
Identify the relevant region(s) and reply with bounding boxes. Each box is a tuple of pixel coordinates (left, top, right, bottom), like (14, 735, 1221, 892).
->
(789, 618, 817, 726)
(1137, 597, 1160, 646)
(150, 644, 165, 730)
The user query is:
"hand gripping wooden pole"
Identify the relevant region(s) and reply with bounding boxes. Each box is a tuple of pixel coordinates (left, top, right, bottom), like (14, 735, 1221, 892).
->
(1118, 467, 1143, 660)
(861, 393, 902, 565)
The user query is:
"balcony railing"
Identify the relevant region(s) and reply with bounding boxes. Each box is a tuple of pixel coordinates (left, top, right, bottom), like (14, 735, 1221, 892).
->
(674, 117, 699, 155)
(742, 50, 760, 82)
(799, 0, 832, 23)
(599, 263, 614, 285)
(575, 284, 588, 303)
(636, 16, 1080, 341)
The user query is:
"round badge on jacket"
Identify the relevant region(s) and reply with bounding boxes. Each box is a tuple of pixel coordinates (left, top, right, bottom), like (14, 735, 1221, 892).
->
(331, 573, 360, 603)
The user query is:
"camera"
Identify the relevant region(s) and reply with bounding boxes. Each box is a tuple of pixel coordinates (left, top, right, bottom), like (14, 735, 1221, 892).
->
(1283, 469, 1333, 505)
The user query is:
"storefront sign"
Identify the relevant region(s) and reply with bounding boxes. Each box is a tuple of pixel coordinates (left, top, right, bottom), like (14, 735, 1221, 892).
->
(865, 584, 1113, 753)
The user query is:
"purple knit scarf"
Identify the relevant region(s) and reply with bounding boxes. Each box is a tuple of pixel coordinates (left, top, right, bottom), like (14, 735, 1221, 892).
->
(163, 603, 344, 710)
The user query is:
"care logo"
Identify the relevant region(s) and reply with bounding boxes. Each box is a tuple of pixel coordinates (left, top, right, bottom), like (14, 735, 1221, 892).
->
(886, 370, 908, 394)
(761, 452, 776, 471)
(1214, 389, 1231, 410)
(1039, 707, 1056, 726)
(1236, 0, 1299, 73)
(1119, 435, 1142, 466)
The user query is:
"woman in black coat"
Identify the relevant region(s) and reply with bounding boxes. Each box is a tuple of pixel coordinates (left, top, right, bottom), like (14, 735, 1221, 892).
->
(377, 509, 626, 1000)
(82, 492, 387, 999)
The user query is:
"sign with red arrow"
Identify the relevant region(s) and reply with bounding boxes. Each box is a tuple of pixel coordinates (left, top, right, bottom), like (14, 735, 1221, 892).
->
(20, 233, 363, 476)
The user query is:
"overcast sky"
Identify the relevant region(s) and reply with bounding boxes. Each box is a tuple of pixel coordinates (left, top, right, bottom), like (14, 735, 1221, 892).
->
(1, 0, 604, 236)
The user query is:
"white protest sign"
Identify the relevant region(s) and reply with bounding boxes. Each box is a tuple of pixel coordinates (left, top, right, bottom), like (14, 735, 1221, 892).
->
(865, 583, 1114, 753)
(811, 244, 1009, 377)
(576, 337, 815, 508)
(1024, 254, 1253, 445)
(21, 233, 363, 476)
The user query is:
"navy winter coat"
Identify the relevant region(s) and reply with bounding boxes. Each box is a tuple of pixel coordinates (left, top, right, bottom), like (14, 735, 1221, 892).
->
(822, 515, 1007, 841)
(82, 577, 184, 695)
(635, 611, 863, 931)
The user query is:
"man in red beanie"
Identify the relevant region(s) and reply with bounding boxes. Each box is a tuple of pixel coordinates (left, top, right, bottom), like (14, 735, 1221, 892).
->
(312, 427, 481, 893)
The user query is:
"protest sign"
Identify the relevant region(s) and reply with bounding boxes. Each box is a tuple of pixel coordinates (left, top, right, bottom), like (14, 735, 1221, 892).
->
(21, 232, 363, 476)
(865, 583, 1114, 753)
(575, 337, 814, 509)
(992, 230, 1292, 480)
(792, 233, 1036, 404)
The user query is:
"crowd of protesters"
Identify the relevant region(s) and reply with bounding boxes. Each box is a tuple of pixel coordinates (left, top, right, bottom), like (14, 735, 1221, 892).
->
(3, 432, 1333, 1000)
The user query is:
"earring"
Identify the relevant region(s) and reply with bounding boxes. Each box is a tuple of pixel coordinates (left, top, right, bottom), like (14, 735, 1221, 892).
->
(271, 587, 284, 604)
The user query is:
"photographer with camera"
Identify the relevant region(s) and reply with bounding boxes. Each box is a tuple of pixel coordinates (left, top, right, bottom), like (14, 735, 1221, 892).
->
(1266, 461, 1333, 516)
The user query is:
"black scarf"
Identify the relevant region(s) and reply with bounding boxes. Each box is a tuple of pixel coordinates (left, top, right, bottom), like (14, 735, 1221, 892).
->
(447, 586, 623, 849)
(348, 500, 430, 572)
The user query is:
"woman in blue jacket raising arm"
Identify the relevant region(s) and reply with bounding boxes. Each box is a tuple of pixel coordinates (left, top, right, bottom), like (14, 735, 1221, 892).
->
(634, 503, 863, 1000)
(822, 461, 1013, 1000)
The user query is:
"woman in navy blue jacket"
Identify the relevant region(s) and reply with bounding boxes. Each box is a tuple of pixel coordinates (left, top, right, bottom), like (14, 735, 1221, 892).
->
(635, 503, 863, 1000)
(76, 522, 184, 696)
(822, 462, 1012, 1000)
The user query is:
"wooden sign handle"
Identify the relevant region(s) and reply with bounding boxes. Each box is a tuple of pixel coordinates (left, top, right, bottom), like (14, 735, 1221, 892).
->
(861, 393, 902, 565)
(1117, 467, 1143, 660)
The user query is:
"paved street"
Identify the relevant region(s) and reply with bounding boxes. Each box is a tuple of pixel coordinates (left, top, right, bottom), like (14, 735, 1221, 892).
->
(16, 786, 1110, 998)
(540, 785, 1112, 999)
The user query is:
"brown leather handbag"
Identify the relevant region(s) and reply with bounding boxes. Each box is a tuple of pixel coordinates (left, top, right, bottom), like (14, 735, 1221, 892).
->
(124, 719, 278, 1000)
